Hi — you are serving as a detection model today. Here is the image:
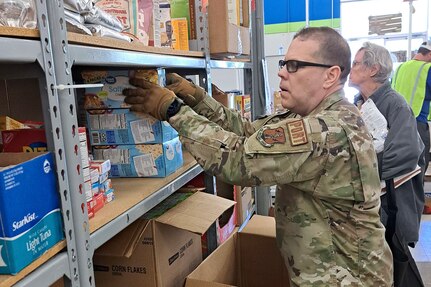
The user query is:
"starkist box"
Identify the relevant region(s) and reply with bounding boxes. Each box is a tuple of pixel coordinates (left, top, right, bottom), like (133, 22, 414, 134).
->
(0, 152, 64, 274)
(92, 137, 183, 177)
(94, 192, 235, 287)
(185, 215, 290, 287)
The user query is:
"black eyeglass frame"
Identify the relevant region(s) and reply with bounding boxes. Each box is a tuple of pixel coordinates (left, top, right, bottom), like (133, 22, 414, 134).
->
(278, 59, 345, 73)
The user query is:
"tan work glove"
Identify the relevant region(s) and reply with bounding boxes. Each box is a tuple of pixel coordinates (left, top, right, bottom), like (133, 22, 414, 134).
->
(123, 77, 177, 121)
(211, 83, 227, 100)
(165, 73, 206, 107)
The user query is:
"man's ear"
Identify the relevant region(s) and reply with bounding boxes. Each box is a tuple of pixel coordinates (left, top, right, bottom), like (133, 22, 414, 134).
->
(323, 66, 341, 89)
(369, 64, 380, 78)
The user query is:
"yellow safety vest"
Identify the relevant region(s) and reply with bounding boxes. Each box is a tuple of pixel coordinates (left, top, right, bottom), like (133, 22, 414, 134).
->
(392, 60, 431, 119)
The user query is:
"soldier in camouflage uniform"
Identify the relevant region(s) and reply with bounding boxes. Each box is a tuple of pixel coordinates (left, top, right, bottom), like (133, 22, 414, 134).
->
(123, 26, 394, 286)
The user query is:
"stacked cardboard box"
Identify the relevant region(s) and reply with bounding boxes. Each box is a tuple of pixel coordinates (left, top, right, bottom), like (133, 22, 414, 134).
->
(79, 69, 183, 178)
(94, 191, 235, 287)
(79, 127, 115, 219)
(207, 0, 250, 57)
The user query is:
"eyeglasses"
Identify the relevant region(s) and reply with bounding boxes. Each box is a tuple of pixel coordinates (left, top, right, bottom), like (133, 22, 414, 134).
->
(278, 59, 344, 73)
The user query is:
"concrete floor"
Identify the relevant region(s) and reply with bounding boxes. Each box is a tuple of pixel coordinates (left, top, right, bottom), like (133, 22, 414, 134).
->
(411, 214, 431, 286)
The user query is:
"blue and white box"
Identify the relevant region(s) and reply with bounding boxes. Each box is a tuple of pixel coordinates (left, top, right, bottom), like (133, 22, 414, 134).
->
(0, 152, 64, 274)
(92, 137, 184, 178)
(86, 109, 178, 145)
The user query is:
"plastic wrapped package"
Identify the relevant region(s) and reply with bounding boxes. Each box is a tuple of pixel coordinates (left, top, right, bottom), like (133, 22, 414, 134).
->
(85, 24, 131, 42)
(83, 6, 123, 32)
(63, 0, 92, 13)
(66, 16, 92, 35)
(95, 0, 153, 46)
(0, 0, 37, 28)
(64, 8, 84, 24)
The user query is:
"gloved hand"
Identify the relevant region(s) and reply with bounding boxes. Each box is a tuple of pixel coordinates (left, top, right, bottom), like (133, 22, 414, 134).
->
(166, 73, 206, 107)
(211, 83, 227, 99)
(123, 77, 176, 121)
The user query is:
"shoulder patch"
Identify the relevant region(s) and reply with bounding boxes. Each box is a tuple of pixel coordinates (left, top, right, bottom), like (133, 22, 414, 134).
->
(257, 126, 286, 147)
(287, 119, 308, 146)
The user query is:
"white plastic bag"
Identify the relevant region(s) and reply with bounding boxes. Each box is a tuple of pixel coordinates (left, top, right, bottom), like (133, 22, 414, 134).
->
(0, 0, 37, 28)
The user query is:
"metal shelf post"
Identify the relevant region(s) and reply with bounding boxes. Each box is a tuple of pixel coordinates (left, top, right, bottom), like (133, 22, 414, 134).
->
(32, 0, 81, 285)
(44, 1, 94, 286)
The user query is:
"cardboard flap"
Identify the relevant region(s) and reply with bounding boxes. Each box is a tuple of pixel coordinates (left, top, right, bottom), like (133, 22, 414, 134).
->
(95, 219, 151, 258)
(156, 192, 235, 235)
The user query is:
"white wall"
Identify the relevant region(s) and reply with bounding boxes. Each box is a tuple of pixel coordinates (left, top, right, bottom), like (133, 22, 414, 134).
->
(211, 69, 244, 93)
(263, 32, 296, 105)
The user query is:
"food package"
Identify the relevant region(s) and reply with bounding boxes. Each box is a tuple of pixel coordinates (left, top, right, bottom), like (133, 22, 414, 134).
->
(64, 8, 84, 24)
(95, 0, 154, 46)
(82, 6, 123, 32)
(63, 0, 92, 13)
(85, 24, 131, 42)
(0, 0, 37, 28)
(66, 16, 92, 35)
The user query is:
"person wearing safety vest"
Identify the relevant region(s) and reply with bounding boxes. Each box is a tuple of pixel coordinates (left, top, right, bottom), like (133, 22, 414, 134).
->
(392, 42, 431, 177)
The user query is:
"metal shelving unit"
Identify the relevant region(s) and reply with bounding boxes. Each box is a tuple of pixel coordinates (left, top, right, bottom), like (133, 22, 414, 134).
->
(0, 0, 264, 286)
(69, 44, 206, 68)
(90, 160, 204, 250)
(0, 0, 80, 285)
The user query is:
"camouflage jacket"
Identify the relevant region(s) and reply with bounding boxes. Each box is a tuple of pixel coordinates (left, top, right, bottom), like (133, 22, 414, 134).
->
(169, 91, 393, 286)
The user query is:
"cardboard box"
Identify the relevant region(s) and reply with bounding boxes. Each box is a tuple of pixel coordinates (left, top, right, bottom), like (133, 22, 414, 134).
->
(169, 0, 196, 41)
(171, 18, 189, 51)
(216, 180, 237, 245)
(86, 109, 178, 145)
(0, 152, 64, 274)
(79, 70, 158, 110)
(235, 186, 254, 225)
(94, 191, 235, 287)
(234, 94, 251, 120)
(186, 215, 290, 287)
(183, 175, 238, 244)
(208, 0, 250, 56)
(92, 137, 183, 178)
(1, 129, 47, 152)
(0, 116, 26, 131)
(212, 90, 236, 109)
(159, 2, 174, 48)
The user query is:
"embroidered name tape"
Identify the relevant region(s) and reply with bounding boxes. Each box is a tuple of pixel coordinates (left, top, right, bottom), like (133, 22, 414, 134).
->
(287, 119, 308, 146)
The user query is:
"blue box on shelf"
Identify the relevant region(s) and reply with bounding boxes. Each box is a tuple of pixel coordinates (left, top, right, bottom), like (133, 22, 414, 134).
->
(92, 137, 183, 178)
(86, 108, 178, 145)
(0, 152, 64, 274)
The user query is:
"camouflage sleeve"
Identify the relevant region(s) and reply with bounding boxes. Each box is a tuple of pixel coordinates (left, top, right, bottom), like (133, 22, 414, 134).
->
(169, 105, 325, 187)
(193, 93, 256, 136)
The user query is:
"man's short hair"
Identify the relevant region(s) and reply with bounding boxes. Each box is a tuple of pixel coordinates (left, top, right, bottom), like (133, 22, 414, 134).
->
(294, 27, 351, 85)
